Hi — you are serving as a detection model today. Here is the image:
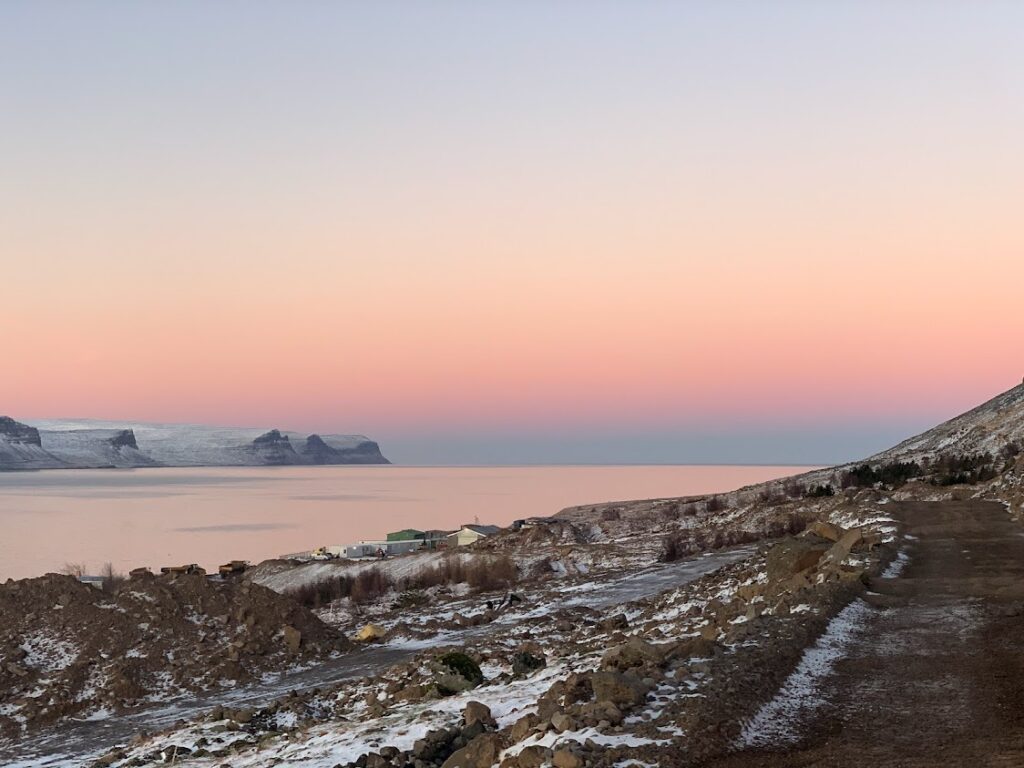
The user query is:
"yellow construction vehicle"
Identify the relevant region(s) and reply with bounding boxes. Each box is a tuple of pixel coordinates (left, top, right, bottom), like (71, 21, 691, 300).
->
(159, 563, 206, 576)
(218, 560, 248, 577)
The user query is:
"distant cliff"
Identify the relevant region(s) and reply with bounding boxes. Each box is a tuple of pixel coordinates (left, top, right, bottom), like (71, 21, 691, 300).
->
(0, 417, 390, 470)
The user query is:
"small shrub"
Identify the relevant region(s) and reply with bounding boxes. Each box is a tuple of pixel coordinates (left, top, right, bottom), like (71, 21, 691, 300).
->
(841, 461, 922, 489)
(438, 652, 483, 686)
(393, 590, 428, 609)
(100, 562, 126, 593)
(705, 496, 725, 513)
(61, 562, 87, 578)
(807, 484, 835, 498)
(350, 568, 393, 604)
(660, 534, 687, 563)
(511, 650, 546, 677)
(784, 481, 806, 499)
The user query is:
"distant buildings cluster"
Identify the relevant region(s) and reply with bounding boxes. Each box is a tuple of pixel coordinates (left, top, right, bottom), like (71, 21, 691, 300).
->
(285, 523, 504, 561)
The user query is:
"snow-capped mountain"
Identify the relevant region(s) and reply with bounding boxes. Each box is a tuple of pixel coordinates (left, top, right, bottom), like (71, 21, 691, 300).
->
(0, 417, 389, 470)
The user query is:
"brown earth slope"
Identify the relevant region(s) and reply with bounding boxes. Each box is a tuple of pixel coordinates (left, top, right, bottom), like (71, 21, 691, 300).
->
(700, 500, 1024, 768)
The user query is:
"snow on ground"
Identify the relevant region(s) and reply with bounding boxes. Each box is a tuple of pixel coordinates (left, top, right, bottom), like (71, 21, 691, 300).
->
(129, 659, 586, 768)
(18, 633, 79, 673)
(738, 599, 872, 747)
(881, 550, 911, 579)
(502, 726, 670, 756)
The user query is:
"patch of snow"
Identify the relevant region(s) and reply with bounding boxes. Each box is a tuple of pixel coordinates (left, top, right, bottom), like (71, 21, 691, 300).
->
(881, 550, 910, 579)
(739, 599, 872, 747)
(19, 632, 79, 672)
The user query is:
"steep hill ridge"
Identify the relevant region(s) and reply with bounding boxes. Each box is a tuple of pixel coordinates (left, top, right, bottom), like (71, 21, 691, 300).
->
(557, 381, 1024, 524)
(868, 382, 1024, 462)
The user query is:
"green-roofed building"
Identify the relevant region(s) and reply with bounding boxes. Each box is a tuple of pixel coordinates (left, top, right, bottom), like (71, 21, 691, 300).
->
(386, 529, 425, 542)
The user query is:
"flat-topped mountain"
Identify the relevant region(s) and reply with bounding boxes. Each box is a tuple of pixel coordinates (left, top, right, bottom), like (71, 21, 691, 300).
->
(0, 417, 389, 470)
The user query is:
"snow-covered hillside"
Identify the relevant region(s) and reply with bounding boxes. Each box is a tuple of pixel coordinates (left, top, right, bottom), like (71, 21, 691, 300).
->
(867, 382, 1024, 462)
(0, 417, 390, 470)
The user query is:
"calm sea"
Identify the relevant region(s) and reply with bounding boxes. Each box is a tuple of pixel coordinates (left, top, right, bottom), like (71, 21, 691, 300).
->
(0, 465, 812, 580)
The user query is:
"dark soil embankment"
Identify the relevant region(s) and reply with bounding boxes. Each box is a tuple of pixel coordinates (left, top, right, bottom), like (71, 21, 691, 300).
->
(0, 572, 347, 736)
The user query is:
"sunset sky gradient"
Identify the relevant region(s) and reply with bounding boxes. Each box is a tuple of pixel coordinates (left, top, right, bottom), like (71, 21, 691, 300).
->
(2, 2, 1023, 463)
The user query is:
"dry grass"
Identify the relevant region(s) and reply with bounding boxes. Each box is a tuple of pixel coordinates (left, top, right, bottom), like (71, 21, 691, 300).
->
(287, 553, 520, 608)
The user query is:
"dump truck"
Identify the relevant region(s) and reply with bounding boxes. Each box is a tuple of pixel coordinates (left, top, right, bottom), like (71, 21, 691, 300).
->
(159, 563, 206, 576)
(218, 560, 248, 577)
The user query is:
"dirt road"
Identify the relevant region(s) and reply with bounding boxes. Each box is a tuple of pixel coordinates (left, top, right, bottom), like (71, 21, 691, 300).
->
(703, 500, 1024, 767)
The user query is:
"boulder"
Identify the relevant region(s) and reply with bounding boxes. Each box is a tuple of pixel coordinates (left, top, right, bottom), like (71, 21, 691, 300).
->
(355, 624, 386, 642)
(463, 701, 496, 729)
(663, 635, 716, 662)
(737, 583, 765, 601)
(806, 521, 845, 542)
(511, 649, 546, 678)
(441, 733, 505, 768)
(599, 614, 629, 631)
(823, 528, 865, 565)
(766, 538, 831, 581)
(575, 700, 623, 727)
(600, 636, 662, 671)
(282, 625, 302, 653)
(394, 684, 428, 703)
(512, 746, 548, 768)
(552, 748, 582, 768)
(509, 713, 541, 743)
(590, 671, 649, 708)
(550, 712, 573, 733)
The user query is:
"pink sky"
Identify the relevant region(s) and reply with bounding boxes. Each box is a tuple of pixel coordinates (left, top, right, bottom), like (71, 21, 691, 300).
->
(2, 4, 1023, 461)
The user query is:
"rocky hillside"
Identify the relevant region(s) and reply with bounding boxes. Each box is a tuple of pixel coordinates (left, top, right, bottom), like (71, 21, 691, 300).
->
(0, 572, 348, 737)
(557, 381, 1024, 531)
(867, 382, 1024, 462)
(0, 417, 390, 470)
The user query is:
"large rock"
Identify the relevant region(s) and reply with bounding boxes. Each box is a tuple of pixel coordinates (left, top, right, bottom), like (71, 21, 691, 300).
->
(550, 712, 573, 732)
(510, 746, 547, 768)
(827, 528, 865, 562)
(463, 701, 496, 729)
(766, 537, 831, 581)
(282, 625, 302, 652)
(806, 521, 845, 542)
(663, 635, 717, 662)
(441, 734, 505, 768)
(590, 671, 650, 708)
(552, 748, 582, 768)
(512, 649, 546, 678)
(600, 636, 663, 671)
(355, 624, 386, 642)
(509, 713, 541, 743)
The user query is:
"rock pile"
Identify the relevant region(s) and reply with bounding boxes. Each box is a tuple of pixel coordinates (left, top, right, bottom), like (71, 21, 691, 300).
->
(0, 572, 347, 735)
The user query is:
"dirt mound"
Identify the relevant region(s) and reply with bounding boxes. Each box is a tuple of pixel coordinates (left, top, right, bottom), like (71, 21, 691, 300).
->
(483, 520, 604, 550)
(0, 572, 348, 735)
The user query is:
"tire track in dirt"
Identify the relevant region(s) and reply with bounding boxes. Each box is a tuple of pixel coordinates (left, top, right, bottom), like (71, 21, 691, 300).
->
(701, 500, 1024, 767)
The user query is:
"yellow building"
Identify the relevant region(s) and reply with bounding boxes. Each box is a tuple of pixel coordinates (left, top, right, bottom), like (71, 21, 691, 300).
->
(446, 524, 501, 547)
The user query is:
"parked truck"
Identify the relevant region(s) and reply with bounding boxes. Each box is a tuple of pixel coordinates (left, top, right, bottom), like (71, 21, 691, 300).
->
(218, 560, 248, 577)
(159, 563, 206, 576)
